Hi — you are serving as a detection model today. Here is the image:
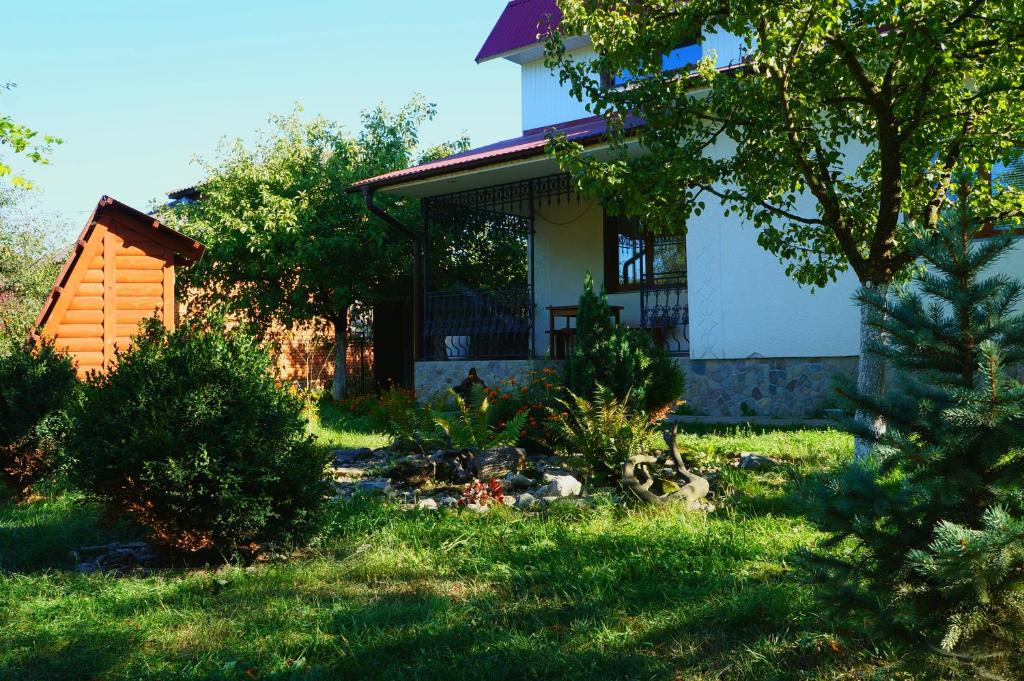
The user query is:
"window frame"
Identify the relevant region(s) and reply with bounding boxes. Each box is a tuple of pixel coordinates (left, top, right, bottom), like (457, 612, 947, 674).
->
(601, 36, 703, 90)
(603, 214, 648, 293)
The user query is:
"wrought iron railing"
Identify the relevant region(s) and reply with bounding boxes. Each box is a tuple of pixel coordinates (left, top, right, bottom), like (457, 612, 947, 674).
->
(641, 274, 690, 356)
(422, 287, 533, 360)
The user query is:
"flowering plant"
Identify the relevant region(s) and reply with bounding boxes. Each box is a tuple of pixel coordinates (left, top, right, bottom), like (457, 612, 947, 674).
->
(458, 478, 505, 507)
(487, 367, 565, 453)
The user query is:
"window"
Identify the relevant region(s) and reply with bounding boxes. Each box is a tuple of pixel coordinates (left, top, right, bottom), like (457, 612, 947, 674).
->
(605, 41, 702, 89)
(603, 215, 687, 293)
(978, 154, 1024, 237)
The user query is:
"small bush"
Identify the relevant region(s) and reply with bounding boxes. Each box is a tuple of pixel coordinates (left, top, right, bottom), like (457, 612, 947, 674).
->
(564, 273, 685, 412)
(65, 317, 330, 554)
(0, 340, 79, 492)
(548, 385, 657, 483)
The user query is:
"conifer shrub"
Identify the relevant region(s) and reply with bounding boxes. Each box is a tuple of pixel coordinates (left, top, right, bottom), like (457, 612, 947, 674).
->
(563, 273, 685, 413)
(0, 339, 79, 492)
(65, 317, 330, 554)
(804, 210, 1024, 678)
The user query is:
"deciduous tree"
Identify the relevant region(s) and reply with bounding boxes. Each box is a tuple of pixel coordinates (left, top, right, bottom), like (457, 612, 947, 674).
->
(0, 191, 65, 349)
(165, 98, 456, 399)
(547, 0, 1024, 457)
(1, 83, 60, 188)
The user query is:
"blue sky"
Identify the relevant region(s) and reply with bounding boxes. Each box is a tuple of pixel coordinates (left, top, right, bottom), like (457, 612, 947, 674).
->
(4, 0, 520, 234)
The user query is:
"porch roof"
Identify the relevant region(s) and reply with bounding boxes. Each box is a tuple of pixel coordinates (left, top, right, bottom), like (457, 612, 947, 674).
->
(348, 114, 644, 196)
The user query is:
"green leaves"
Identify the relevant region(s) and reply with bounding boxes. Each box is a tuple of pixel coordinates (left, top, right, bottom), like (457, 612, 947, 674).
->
(0, 191, 65, 347)
(805, 209, 1024, 674)
(0, 83, 62, 189)
(161, 98, 438, 336)
(564, 272, 685, 412)
(546, 0, 1024, 288)
(548, 385, 656, 483)
(64, 316, 330, 553)
(431, 384, 526, 450)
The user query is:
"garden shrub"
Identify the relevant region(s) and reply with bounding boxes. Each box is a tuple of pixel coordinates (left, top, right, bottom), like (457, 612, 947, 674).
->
(0, 339, 79, 492)
(564, 272, 685, 413)
(548, 385, 657, 483)
(65, 317, 330, 554)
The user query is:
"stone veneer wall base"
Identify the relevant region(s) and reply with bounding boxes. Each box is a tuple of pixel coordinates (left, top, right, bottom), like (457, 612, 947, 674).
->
(415, 360, 559, 400)
(416, 356, 858, 419)
(680, 356, 858, 419)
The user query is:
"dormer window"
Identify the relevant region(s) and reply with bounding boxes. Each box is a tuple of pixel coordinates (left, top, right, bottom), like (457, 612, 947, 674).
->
(604, 40, 702, 89)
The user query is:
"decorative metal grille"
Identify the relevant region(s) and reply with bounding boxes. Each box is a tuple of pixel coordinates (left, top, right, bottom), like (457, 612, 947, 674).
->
(422, 287, 533, 360)
(418, 174, 578, 361)
(641, 234, 690, 356)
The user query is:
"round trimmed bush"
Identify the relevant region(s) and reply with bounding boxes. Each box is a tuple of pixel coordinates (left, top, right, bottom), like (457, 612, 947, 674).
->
(0, 339, 79, 493)
(65, 317, 329, 554)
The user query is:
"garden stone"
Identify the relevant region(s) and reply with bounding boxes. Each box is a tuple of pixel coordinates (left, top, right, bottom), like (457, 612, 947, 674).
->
(438, 496, 459, 508)
(507, 473, 533, 491)
(388, 456, 435, 487)
(514, 493, 537, 509)
(501, 496, 515, 507)
(356, 479, 391, 496)
(466, 502, 490, 514)
(541, 473, 582, 497)
(736, 453, 781, 470)
(333, 448, 374, 465)
(469, 446, 526, 480)
(539, 496, 560, 507)
(416, 498, 438, 511)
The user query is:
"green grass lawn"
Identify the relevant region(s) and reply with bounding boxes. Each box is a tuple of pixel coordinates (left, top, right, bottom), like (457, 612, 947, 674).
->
(305, 398, 392, 451)
(0, 422, 892, 680)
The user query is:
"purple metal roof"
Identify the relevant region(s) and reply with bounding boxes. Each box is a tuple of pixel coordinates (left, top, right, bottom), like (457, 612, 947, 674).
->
(349, 114, 644, 192)
(476, 0, 562, 63)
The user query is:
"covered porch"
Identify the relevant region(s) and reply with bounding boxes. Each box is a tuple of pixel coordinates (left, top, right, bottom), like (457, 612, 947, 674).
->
(417, 171, 689, 370)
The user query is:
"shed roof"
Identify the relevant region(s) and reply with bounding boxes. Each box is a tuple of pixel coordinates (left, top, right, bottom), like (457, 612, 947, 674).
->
(476, 0, 562, 63)
(349, 114, 644, 193)
(33, 195, 204, 333)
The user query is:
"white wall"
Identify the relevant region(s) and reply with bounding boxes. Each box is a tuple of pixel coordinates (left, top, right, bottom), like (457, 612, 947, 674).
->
(521, 47, 598, 132)
(530, 184, 864, 361)
(532, 198, 664, 355)
(519, 31, 748, 133)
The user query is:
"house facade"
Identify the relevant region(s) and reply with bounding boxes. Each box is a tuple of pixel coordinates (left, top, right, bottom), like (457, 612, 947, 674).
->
(352, 0, 1024, 418)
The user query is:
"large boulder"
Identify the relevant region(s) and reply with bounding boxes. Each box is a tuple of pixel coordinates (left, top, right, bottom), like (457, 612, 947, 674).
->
(469, 446, 526, 480)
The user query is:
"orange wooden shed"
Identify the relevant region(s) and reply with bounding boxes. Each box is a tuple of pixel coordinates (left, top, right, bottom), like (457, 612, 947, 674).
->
(34, 196, 205, 377)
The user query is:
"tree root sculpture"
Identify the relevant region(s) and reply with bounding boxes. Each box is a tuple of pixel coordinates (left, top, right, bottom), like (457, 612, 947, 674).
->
(622, 425, 710, 508)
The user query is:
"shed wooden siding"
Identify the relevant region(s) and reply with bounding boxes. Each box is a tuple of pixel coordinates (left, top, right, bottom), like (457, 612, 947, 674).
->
(35, 196, 203, 377)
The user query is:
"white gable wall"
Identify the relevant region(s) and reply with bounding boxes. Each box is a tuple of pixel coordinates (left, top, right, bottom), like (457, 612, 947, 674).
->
(519, 30, 748, 133)
(521, 47, 599, 132)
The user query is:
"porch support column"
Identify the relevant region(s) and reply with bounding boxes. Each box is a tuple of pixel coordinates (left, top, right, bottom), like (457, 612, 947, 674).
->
(527, 179, 536, 359)
(362, 187, 422, 363)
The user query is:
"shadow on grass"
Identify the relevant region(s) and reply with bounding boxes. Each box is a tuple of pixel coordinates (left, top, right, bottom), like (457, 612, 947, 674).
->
(0, 498, 878, 681)
(0, 485, 139, 574)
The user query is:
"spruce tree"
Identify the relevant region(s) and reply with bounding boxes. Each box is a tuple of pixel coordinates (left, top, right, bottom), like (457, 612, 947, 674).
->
(563, 272, 685, 412)
(804, 205, 1024, 677)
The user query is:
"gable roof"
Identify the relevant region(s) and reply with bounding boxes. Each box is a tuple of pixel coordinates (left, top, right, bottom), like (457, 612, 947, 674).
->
(476, 0, 562, 63)
(33, 195, 204, 334)
(348, 114, 644, 194)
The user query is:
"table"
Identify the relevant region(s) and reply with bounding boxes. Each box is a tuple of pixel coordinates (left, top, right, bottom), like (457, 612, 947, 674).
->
(546, 305, 624, 359)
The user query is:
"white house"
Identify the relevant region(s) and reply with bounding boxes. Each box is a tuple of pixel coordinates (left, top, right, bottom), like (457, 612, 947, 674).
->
(351, 0, 1024, 417)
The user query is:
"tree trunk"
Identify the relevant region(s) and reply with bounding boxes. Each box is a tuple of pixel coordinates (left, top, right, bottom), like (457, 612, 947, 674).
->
(331, 309, 349, 401)
(854, 282, 888, 462)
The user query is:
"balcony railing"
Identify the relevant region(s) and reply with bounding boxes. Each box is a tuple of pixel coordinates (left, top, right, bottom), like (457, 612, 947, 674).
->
(422, 287, 533, 360)
(641, 274, 690, 356)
